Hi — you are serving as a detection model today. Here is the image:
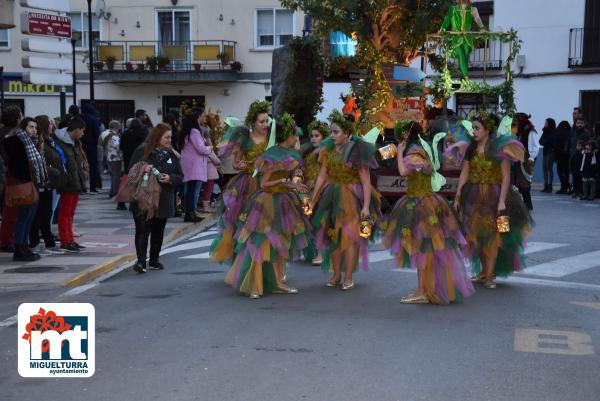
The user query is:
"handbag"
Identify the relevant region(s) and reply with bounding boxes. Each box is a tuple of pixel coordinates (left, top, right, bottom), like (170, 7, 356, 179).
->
(4, 181, 38, 207)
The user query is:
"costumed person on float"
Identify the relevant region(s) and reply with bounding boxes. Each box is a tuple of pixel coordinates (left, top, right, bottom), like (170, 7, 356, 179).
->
(210, 100, 270, 264)
(311, 110, 382, 291)
(300, 120, 329, 265)
(439, 0, 486, 79)
(512, 113, 540, 210)
(225, 114, 311, 299)
(382, 122, 474, 304)
(447, 112, 533, 289)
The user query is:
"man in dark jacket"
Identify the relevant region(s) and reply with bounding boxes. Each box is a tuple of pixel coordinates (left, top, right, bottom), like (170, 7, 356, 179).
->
(54, 117, 87, 253)
(80, 103, 101, 192)
(0, 105, 23, 252)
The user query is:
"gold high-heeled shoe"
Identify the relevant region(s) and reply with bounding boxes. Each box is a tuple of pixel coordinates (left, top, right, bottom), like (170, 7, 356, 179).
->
(400, 293, 429, 304)
(274, 284, 299, 294)
(249, 291, 261, 299)
(483, 279, 497, 289)
(471, 273, 485, 283)
(341, 281, 354, 291)
(326, 277, 341, 287)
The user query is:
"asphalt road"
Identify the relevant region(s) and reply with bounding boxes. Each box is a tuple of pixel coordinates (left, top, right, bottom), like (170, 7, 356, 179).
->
(1, 191, 599, 401)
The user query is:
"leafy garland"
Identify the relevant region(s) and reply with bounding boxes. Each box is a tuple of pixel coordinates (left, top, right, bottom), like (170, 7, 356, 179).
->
(280, 36, 325, 134)
(245, 99, 271, 126)
(429, 29, 522, 114)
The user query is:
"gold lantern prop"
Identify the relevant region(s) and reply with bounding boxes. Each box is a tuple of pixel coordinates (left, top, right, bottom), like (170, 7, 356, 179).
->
(496, 215, 510, 233)
(301, 198, 313, 216)
(378, 144, 398, 160)
(359, 218, 373, 239)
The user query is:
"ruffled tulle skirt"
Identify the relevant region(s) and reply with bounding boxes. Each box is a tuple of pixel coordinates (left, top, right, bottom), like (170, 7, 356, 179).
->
(459, 183, 533, 277)
(311, 183, 382, 273)
(210, 172, 259, 264)
(382, 194, 474, 304)
(225, 191, 311, 295)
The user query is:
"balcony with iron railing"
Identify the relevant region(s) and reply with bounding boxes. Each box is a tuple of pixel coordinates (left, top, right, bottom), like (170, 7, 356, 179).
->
(569, 28, 600, 68)
(91, 40, 240, 80)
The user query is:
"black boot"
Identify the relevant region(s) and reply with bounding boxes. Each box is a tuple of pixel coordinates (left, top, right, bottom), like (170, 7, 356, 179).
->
(13, 244, 40, 262)
(581, 181, 590, 200)
(184, 213, 203, 223)
(588, 181, 596, 201)
(134, 232, 148, 272)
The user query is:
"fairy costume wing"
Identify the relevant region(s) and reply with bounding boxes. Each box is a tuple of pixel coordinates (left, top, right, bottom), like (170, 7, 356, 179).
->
(218, 126, 250, 157)
(254, 145, 302, 174)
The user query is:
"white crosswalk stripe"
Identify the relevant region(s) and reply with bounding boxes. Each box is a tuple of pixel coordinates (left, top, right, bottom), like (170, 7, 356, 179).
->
(166, 240, 580, 276)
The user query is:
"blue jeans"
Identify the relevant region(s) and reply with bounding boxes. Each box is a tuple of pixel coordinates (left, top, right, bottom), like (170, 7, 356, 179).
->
(184, 180, 202, 214)
(14, 180, 39, 246)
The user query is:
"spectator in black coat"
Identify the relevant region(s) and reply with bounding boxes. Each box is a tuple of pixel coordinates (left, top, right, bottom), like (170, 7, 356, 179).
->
(580, 140, 598, 201)
(120, 118, 148, 169)
(571, 139, 585, 198)
(80, 103, 101, 192)
(539, 118, 557, 193)
(554, 121, 572, 194)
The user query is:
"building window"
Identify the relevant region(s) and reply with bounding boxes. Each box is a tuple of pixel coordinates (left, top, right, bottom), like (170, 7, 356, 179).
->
(455, 93, 499, 119)
(255, 9, 294, 48)
(157, 10, 191, 43)
(69, 12, 101, 49)
(0, 28, 9, 49)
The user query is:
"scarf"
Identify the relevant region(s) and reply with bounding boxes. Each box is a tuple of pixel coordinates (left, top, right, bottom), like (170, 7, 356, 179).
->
(16, 129, 48, 186)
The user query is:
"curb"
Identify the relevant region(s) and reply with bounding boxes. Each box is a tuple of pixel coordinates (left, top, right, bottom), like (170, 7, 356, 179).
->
(62, 217, 216, 288)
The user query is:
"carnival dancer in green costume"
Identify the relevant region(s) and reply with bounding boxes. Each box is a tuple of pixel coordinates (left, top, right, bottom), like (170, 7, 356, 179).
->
(439, 0, 485, 79)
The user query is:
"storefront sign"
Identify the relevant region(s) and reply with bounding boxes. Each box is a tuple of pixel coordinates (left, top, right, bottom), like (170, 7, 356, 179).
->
(21, 12, 71, 39)
(2, 73, 71, 95)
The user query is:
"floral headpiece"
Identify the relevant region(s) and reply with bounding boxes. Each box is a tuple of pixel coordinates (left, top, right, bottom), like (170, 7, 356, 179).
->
(275, 113, 297, 142)
(307, 120, 330, 137)
(245, 100, 271, 126)
(468, 110, 497, 132)
(328, 109, 355, 135)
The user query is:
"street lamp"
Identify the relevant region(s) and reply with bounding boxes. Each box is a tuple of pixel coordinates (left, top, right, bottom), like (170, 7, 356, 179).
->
(71, 38, 77, 106)
(87, 0, 95, 101)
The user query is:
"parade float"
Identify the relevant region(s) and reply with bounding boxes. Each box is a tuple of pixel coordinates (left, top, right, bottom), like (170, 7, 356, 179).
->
(280, 0, 521, 201)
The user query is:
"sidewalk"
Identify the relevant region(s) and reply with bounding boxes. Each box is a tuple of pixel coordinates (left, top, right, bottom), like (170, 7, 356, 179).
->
(0, 188, 210, 290)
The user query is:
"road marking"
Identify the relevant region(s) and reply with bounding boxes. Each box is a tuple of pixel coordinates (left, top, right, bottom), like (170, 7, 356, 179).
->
(190, 230, 218, 240)
(79, 242, 128, 249)
(570, 301, 600, 310)
(391, 269, 600, 291)
(524, 242, 567, 255)
(523, 250, 600, 277)
(181, 252, 211, 260)
(0, 314, 18, 328)
(160, 239, 214, 256)
(514, 329, 595, 355)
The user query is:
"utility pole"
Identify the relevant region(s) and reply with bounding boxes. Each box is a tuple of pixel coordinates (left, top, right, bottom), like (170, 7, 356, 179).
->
(71, 38, 77, 106)
(87, 0, 94, 101)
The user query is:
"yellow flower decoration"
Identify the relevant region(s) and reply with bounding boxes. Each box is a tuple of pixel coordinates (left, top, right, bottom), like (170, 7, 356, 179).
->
(239, 213, 247, 222)
(406, 201, 416, 211)
(231, 187, 238, 197)
(401, 227, 411, 237)
(327, 228, 338, 241)
(428, 215, 438, 226)
(482, 216, 495, 227)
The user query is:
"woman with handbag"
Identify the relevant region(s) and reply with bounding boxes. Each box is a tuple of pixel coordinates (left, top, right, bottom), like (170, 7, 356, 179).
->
(29, 115, 67, 255)
(128, 123, 183, 273)
(3, 117, 48, 261)
(447, 112, 533, 289)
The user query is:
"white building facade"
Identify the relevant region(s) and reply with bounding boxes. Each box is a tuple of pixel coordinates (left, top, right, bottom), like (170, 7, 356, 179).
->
(1, 0, 305, 124)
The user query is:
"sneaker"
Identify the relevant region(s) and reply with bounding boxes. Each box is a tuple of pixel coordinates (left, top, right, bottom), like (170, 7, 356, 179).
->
(148, 261, 164, 270)
(45, 246, 65, 255)
(133, 263, 147, 274)
(73, 242, 86, 249)
(116, 204, 127, 211)
(31, 244, 52, 256)
(60, 243, 81, 253)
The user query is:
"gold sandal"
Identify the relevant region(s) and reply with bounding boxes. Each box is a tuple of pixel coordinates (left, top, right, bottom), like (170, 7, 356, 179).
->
(471, 273, 486, 283)
(400, 293, 430, 304)
(274, 284, 299, 294)
(483, 279, 497, 289)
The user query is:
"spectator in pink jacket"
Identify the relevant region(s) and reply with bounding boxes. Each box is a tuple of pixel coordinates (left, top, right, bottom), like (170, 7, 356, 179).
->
(179, 111, 214, 222)
(199, 115, 220, 213)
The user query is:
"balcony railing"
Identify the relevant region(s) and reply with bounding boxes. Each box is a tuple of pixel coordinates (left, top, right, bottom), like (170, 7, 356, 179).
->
(569, 28, 600, 68)
(93, 40, 238, 72)
(429, 38, 506, 72)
